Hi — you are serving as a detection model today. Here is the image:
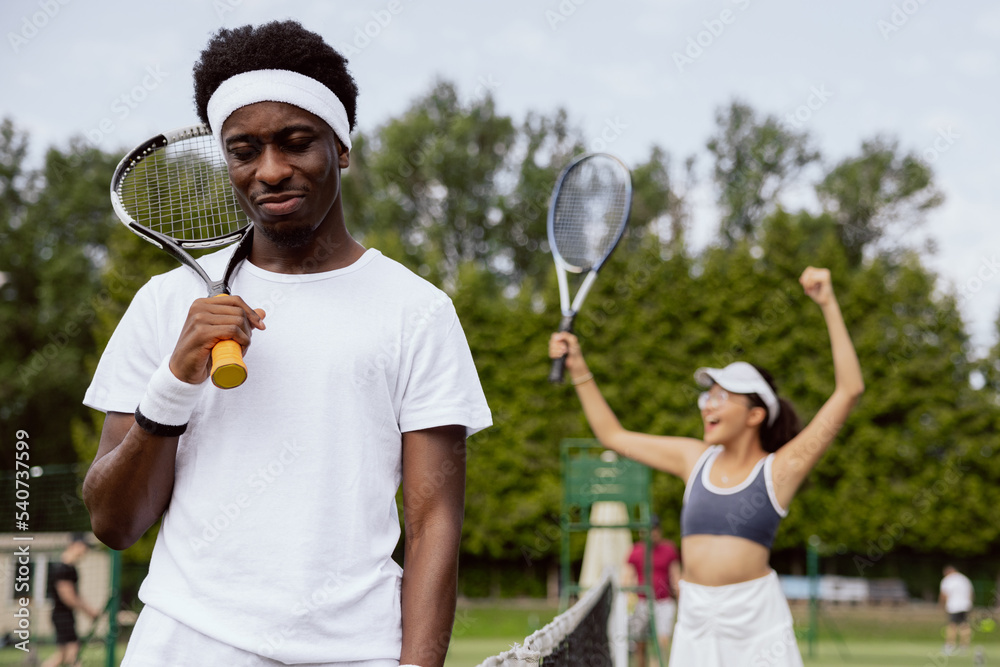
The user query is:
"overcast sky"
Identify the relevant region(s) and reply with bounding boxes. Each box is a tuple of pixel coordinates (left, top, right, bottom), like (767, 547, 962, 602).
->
(4, 0, 998, 354)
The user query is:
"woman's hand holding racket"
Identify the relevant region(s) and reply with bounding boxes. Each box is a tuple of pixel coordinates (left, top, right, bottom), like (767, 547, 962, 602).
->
(548, 332, 590, 384)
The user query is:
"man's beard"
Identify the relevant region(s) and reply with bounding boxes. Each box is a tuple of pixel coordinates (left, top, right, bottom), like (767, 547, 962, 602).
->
(254, 222, 316, 249)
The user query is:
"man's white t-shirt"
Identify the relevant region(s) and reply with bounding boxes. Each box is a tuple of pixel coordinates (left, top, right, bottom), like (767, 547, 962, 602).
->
(940, 571, 974, 614)
(84, 247, 492, 664)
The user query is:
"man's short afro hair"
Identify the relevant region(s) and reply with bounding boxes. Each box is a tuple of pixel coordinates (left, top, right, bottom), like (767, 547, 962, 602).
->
(193, 20, 359, 132)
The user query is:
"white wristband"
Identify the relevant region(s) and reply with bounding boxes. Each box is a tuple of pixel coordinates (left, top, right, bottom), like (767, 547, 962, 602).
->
(135, 358, 206, 436)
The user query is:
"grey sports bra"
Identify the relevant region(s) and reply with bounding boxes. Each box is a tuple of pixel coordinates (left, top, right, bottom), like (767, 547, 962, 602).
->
(680, 445, 788, 549)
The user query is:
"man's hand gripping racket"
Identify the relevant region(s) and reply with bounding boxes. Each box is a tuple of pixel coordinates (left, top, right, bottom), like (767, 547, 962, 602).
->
(110, 124, 256, 389)
(547, 153, 632, 383)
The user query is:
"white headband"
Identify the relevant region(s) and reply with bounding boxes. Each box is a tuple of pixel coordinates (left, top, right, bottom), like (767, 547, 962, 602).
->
(694, 361, 780, 427)
(206, 69, 352, 151)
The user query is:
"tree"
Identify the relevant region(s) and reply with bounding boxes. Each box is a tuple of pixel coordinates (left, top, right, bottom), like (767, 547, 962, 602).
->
(343, 82, 690, 293)
(493, 108, 584, 285)
(344, 80, 522, 288)
(706, 100, 819, 246)
(816, 136, 944, 265)
(0, 121, 121, 469)
(628, 146, 696, 257)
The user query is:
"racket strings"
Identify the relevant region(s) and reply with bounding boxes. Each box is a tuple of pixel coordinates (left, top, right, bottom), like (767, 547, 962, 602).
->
(551, 162, 630, 271)
(120, 133, 247, 243)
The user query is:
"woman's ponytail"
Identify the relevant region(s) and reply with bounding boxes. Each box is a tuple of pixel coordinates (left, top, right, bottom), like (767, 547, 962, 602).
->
(749, 365, 802, 453)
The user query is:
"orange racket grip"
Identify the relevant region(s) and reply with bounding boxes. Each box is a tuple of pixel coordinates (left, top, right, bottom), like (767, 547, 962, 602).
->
(207, 293, 248, 389)
(210, 339, 247, 389)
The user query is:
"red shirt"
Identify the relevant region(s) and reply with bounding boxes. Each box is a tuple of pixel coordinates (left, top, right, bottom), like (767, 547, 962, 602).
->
(627, 540, 679, 600)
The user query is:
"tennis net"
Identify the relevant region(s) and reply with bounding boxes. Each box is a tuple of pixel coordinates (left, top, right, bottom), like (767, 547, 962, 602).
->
(474, 570, 625, 666)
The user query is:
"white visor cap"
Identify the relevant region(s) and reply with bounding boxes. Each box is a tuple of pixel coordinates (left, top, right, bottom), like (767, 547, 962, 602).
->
(694, 361, 779, 426)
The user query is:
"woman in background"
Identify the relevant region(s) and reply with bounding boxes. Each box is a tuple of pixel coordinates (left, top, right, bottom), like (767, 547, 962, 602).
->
(549, 267, 864, 666)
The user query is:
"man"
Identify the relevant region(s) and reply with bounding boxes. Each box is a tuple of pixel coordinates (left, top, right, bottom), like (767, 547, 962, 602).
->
(82, 21, 491, 667)
(625, 515, 680, 666)
(939, 564, 974, 655)
(42, 534, 102, 667)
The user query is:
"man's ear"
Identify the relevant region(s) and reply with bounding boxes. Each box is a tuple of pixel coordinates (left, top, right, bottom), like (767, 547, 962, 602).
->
(337, 139, 350, 169)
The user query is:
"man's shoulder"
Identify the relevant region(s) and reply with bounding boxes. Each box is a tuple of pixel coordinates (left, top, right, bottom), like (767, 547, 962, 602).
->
(942, 573, 973, 589)
(365, 251, 453, 310)
(134, 247, 221, 287)
(159, 246, 233, 284)
(50, 562, 76, 580)
(368, 252, 444, 291)
(134, 246, 234, 300)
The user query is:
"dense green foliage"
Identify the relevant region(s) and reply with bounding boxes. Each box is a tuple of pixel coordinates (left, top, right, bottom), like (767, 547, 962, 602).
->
(2, 84, 998, 592)
(0, 121, 123, 467)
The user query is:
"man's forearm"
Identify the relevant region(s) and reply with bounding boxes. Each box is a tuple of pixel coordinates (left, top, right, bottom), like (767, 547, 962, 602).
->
(399, 524, 461, 667)
(399, 425, 466, 667)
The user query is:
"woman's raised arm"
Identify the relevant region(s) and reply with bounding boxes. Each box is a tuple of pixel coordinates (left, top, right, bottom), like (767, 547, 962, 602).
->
(772, 267, 864, 505)
(549, 332, 707, 480)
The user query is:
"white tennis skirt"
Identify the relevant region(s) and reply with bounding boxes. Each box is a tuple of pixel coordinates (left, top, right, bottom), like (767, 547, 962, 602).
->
(668, 570, 803, 667)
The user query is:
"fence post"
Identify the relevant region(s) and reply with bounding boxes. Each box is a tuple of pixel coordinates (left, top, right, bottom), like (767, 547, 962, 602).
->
(105, 549, 121, 667)
(807, 535, 820, 658)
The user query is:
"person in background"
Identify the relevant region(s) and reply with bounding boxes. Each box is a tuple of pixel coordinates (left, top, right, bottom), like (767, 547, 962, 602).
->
(549, 267, 864, 666)
(625, 514, 681, 666)
(939, 564, 974, 655)
(42, 533, 101, 667)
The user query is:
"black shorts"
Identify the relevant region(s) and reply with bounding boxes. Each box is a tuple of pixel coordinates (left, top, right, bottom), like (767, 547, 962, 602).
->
(949, 611, 970, 625)
(52, 608, 78, 644)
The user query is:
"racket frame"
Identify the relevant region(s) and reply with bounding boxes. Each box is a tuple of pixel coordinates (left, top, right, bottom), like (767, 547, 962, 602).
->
(109, 124, 254, 388)
(547, 152, 633, 382)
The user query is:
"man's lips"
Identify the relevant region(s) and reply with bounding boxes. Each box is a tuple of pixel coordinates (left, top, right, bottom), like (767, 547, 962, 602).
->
(254, 194, 305, 216)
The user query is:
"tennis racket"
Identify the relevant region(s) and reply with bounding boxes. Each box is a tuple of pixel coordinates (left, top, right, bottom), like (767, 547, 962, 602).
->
(110, 124, 254, 389)
(71, 600, 112, 667)
(547, 153, 632, 383)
